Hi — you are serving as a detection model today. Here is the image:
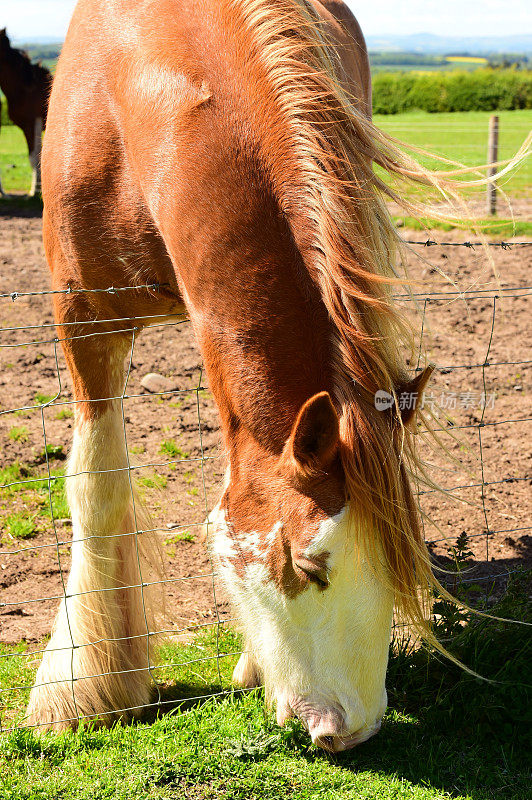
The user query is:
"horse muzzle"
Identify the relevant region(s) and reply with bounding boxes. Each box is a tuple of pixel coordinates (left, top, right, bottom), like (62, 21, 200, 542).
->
(276, 694, 383, 752)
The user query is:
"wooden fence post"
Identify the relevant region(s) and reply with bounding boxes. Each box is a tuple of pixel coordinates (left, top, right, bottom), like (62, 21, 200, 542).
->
(487, 115, 499, 216)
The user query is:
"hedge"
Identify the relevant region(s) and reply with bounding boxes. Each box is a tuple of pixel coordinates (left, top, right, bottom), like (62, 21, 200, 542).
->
(372, 69, 532, 114)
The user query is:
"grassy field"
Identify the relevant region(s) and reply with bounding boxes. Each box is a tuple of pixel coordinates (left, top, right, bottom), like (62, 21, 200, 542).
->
(0, 126, 33, 195)
(1, 109, 530, 203)
(374, 109, 532, 197)
(370, 60, 490, 74)
(1, 573, 531, 800)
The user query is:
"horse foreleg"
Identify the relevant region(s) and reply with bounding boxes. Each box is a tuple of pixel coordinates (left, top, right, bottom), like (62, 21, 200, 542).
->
(26, 333, 160, 731)
(28, 117, 43, 197)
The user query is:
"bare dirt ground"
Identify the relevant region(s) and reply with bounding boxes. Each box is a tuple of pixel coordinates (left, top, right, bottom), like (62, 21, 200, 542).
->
(0, 200, 530, 645)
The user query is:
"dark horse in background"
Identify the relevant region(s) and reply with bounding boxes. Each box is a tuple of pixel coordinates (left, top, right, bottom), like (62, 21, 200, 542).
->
(0, 29, 52, 196)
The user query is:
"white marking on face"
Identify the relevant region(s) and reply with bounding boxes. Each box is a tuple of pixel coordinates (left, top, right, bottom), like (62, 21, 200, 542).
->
(210, 507, 238, 560)
(265, 521, 282, 544)
(302, 507, 347, 558)
(212, 503, 393, 742)
(211, 505, 280, 567)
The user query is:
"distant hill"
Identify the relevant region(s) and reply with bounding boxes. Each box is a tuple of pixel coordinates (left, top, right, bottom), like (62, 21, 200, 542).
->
(12, 36, 63, 46)
(13, 32, 532, 57)
(366, 33, 532, 55)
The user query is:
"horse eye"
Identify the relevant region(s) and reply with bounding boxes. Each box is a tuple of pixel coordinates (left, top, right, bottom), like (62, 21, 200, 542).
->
(293, 557, 330, 589)
(307, 571, 329, 589)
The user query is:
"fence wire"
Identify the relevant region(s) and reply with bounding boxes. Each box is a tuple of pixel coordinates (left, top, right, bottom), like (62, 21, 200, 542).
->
(0, 237, 530, 732)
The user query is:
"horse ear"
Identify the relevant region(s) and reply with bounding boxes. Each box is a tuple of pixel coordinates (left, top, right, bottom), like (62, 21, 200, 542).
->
(397, 364, 435, 427)
(282, 392, 340, 475)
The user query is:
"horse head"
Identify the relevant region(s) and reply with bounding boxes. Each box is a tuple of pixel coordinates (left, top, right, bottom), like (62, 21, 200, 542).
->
(0, 29, 9, 54)
(211, 367, 432, 752)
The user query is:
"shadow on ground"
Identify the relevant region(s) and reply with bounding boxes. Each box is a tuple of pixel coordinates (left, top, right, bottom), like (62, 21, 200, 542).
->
(0, 195, 43, 219)
(147, 571, 531, 800)
(333, 704, 528, 800)
(143, 681, 250, 723)
(312, 572, 530, 798)
(429, 535, 532, 590)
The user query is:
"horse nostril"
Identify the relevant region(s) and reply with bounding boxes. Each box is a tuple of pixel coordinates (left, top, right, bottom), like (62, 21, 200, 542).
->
(314, 720, 382, 752)
(317, 735, 336, 752)
(315, 733, 356, 752)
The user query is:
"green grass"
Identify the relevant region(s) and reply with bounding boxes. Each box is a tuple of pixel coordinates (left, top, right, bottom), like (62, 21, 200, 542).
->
(0, 463, 25, 491)
(34, 393, 56, 406)
(55, 408, 74, 421)
(8, 426, 29, 443)
(371, 63, 487, 74)
(5, 513, 36, 540)
(38, 473, 69, 519)
(35, 444, 65, 460)
(1, 110, 530, 200)
(0, 574, 530, 799)
(166, 529, 196, 545)
(138, 473, 168, 490)
(393, 215, 532, 237)
(0, 462, 69, 519)
(0, 126, 32, 194)
(374, 109, 532, 197)
(159, 439, 189, 459)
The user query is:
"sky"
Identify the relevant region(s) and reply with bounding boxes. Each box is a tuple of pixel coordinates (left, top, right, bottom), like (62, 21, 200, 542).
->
(1, 0, 531, 42)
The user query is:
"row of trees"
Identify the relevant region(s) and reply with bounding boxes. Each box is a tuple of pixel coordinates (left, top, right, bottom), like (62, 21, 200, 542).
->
(369, 51, 529, 70)
(370, 53, 448, 67)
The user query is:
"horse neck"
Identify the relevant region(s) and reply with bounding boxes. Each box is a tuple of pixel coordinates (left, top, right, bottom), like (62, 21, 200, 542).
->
(168, 178, 336, 461)
(0, 55, 24, 101)
(0, 50, 43, 103)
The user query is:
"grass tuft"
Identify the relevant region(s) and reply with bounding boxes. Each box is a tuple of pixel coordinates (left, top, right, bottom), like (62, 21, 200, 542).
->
(138, 473, 168, 490)
(8, 426, 30, 443)
(55, 408, 74, 420)
(159, 439, 189, 459)
(34, 393, 56, 406)
(5, 513, 37, 539)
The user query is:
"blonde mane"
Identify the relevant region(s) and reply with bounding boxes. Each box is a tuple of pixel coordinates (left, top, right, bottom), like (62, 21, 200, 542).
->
(221, 0, 476, 650)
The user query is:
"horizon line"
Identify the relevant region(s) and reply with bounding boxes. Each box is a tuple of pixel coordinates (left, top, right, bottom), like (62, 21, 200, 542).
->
(10, 30, 532, 43)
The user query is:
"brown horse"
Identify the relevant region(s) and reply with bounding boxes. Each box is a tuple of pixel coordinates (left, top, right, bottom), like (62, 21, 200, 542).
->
(26, 0, 442, 750)
(0, 29, 52, 196)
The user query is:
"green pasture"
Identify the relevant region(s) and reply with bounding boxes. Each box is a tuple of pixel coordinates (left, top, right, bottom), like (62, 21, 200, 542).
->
(1, 110, 530, 208)
(374, 109, 532, 198)
(0, 572, 531, 800)
(371, 64, 483, 74)
(0, 126, 33, 195)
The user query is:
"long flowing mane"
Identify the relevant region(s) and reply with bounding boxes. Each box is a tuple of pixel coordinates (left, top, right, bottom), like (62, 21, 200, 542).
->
(220, 0, 469, 645)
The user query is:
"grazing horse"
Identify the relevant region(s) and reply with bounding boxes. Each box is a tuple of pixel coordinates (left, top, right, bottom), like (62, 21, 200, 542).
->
(0, 29, 52, 196)
(27, 0, 439, 751)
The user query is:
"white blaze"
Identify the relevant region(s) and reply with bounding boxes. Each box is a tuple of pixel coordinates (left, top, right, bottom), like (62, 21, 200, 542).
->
(211, 506, 393, 739)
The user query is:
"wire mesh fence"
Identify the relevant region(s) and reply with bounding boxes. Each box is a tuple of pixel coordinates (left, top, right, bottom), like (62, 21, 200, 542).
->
(0, 238, 530, 732)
